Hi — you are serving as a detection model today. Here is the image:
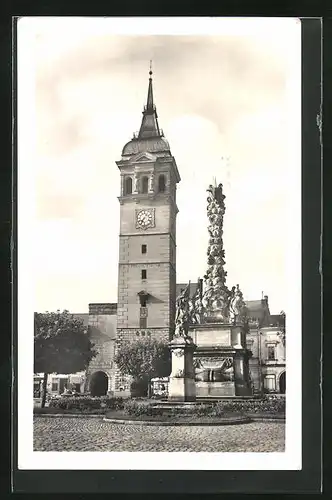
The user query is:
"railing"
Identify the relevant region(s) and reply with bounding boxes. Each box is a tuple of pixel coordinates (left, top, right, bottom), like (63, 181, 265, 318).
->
(143, 104, 156, 111)
(132, 129, 164, 139)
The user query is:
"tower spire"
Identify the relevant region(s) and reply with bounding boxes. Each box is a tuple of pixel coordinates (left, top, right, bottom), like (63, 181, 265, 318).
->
(138, 63, 161, 139)
(146, 60, 154, 110)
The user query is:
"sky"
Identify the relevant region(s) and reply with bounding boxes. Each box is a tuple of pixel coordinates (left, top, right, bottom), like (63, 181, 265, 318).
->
(18, 17, 301, 315)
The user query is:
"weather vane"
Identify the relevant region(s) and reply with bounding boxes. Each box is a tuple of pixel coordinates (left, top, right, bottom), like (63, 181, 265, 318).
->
(149, 60, 153, 76)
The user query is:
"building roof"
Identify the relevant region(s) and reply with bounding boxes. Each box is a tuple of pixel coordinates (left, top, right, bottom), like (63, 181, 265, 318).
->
(268, 314, 286, 327)
(176, 282, 199, 298)
(121, 68, 171, 157)
(89, 303, 117, 315)
(245, 299, 270, 327)
(138, 70, 161, 139)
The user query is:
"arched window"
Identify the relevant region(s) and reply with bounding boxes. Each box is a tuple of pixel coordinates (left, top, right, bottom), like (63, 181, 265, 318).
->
(141, 176, 149, 194)
(158, 174, 166, 193)
(124, 177, 132, 195)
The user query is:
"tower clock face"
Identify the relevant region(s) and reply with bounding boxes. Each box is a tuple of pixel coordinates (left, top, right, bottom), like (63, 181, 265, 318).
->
(136, 209, 155, 229)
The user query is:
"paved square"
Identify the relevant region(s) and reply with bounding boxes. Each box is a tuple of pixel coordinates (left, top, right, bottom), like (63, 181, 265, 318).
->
(33, 417, 285, 452)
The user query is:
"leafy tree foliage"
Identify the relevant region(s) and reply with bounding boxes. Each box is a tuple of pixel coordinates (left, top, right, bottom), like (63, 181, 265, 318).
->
(114, 337, 171, 396)
(34, 310, 96, 407)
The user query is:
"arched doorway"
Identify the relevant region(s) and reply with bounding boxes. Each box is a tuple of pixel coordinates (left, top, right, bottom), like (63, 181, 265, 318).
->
(279, 371, 286, 394)
(90, 371, 108, 396)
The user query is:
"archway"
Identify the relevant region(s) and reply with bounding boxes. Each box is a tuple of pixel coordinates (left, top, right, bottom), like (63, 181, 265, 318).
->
(279, 371, 286, 394)
(90, 371, 108, 396)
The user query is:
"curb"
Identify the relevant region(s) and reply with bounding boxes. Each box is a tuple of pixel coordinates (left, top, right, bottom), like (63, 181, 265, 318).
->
(102, 416, 252, 426)
(34, 413, 103, 418)
(248, 416, 285, 422)
(34, 414, 285, 423)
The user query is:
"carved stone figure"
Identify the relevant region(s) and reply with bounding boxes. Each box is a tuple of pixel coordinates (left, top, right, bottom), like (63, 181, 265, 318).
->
(173, 348, 184, 358)
(174, 283, 191, 339)
(229, 284, 247, 325)
(189, 281, 204, 324)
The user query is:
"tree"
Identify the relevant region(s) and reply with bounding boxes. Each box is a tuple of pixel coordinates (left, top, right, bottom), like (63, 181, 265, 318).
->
(34, 310, 96, 407)
(114, 337, 171, 397)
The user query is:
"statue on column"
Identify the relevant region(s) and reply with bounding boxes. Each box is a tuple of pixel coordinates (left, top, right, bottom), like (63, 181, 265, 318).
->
(229, 284, 248, 325)
(174, 283, 191, 339)
(190, 279, 204, 324)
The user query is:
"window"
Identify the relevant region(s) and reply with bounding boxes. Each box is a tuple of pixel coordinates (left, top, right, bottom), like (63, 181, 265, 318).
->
(141, 244, 147, 254)
(264, 375, 276, 391)
(141, 176, 149, 194)
(141, 269, 147, 280)
(267, 345, 276, 360)
(140, 316, 147, 329)
(51, 381, 58, 392)
(140, 306, 147, 316)
(140, 297, 147, 307)
(158, 174, 166, 193)
(124, 177, 132, 195)
(73, 383, 81, 393)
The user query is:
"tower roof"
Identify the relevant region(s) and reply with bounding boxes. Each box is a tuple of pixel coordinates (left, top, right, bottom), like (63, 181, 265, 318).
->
(121, 65, 171, 157)
(138, 65, 161, 139)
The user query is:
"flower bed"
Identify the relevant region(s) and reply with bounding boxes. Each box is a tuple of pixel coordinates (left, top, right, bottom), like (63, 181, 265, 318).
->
(104, 410, 250, 425)
(34, 395, 285, 419)
(48, 395, 125, 411)
(123, 396, 285, 418)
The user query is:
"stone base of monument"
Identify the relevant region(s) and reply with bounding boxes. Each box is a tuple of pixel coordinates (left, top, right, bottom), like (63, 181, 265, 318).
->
(189, 322, 253, 398)
(195, 381, 235, 397)
(168, 337, 197, 402)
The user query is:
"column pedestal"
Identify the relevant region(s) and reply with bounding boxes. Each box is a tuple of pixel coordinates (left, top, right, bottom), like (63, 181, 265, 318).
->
(233, 350, 252, 396)
(168, 337, 197, 402)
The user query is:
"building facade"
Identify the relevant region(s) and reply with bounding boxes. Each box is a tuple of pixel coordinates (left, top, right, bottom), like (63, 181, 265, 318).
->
(246, 299, 286, 394)
(34, 297, 285, 398)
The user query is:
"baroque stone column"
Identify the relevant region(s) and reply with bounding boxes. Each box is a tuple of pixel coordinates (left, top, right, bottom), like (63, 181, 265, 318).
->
(168, 336, 197, 401)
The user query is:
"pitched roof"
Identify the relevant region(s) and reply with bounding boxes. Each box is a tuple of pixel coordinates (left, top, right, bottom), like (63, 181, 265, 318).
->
(268, 314, 285, 327)
(176, 282, 199, 298)
(245, 300, 266, 311)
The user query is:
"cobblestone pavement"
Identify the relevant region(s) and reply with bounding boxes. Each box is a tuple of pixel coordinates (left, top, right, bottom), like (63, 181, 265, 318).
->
(34, 417, 285, 452)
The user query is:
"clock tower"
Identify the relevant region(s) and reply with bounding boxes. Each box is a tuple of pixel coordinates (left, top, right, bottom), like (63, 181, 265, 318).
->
(114, 68, 180, 395)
